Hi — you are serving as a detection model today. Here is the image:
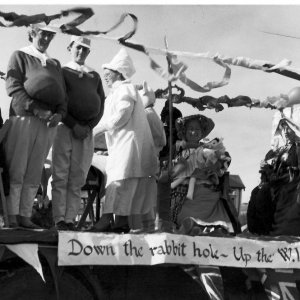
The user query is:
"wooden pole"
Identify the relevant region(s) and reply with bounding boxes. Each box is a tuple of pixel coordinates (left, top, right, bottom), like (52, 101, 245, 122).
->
(0, 168, 9, 227)
(164, 37, 174, 174)
(0, 120, 11, 227)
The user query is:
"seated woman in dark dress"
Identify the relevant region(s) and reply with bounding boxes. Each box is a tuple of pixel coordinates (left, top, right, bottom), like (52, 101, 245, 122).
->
(170, 114, 235, 233)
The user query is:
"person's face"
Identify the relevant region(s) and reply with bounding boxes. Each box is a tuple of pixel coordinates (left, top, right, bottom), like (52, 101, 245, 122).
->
(103, 69, 121, 88)
(185, 119, 203, 143)
(282, 124, 297, 143)
(70, 43, 90, 65)
(31, 29, 55, 53)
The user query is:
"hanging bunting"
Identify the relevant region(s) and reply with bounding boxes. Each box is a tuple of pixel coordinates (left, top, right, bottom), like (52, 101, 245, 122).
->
(1, 8, 300, 88)
(119, 39, 231, 92)
(170, 55, 231, 92)
(0, 7, 93, 28)
(0, 10, 63, 27)
(155, 85, 292, 112)
(60, 11, 138, 37)
(140, 45, 300, 82)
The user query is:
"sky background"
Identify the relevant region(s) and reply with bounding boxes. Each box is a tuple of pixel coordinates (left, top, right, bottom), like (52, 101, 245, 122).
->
(1, 4, 300, 204)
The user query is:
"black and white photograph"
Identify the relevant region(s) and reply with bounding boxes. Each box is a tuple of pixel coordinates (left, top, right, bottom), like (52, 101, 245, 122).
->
(1, 1, 300, 299)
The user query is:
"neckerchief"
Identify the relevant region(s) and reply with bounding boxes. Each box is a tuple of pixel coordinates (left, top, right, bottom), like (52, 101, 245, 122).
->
(64, 61, 94, 78)
(19, 45, 51, 67)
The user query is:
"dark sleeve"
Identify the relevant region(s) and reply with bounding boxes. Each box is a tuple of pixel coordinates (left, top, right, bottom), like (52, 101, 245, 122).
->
(256, 184, 274, 234)
(61, 67, 76, 128)
(53, 59, 68, 118)
(6, 51, 42, 115)
(87, 74, 106, 130)
(63, 111, 77, 129)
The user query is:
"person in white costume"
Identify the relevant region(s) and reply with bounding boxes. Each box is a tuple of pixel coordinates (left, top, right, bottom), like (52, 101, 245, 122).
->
(93, 48, 158, 232)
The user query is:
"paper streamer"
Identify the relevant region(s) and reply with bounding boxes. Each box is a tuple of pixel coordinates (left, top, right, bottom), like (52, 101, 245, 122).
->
(1, 8, 300, 88)
(155, 86, 291, 112)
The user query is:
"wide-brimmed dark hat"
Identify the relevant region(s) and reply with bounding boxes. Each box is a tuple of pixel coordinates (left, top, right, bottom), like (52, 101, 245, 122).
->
(175, 114, 215, 140)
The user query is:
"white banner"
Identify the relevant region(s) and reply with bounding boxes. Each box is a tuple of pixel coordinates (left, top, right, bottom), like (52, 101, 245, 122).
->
(58, 232, 300, 269)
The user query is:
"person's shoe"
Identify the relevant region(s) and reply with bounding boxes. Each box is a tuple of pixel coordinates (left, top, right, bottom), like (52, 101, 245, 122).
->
(66, 222, 76, 231)
(19, 216, 42, 229)
(91, 214, 114, 232)
(158, 220, 175, 233)
(8, 215, 19, 228)
(55, 220, 69, 231)
(130, 228, 144, 234)
(130, 227, 156, 234)
(112, 224, 130, 233)
(90, 223, 112, 232)
(190, 226, 203, 236)
(178, 217, 195, 235)
(9, 222, 19, 229)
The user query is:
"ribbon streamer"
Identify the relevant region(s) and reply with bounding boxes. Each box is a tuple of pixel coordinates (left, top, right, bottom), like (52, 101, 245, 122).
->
(144, 47, 300, 82)
(155, 86, 291, 112)
(1, 8, 300, 88)
(120, 39, 231, 92)
(0, 8, 94, 28)
(172, 56, 231, 92)
(0, 11, 63, 27)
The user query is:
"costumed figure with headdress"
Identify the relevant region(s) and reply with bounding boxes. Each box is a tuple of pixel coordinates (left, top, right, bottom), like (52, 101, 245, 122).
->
(93, 48, 158, 232)
(170, 114, 233, 232)
(124, 81, 166, 231)
(265, 117, 300, 236)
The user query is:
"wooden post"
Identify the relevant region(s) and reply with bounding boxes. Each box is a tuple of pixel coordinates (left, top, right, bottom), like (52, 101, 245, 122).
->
(0, 120, 11, 228)
(0, 168, 9, 227)
(164, 37, 174, 174)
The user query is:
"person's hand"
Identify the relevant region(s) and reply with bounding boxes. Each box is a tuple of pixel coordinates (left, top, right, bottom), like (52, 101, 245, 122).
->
(73, 124, 90, 140)
(33, 108, 52, 122)
(48, 113, 62, 128)
(170, 159, 186, 179)
(175, 140, 186, 151)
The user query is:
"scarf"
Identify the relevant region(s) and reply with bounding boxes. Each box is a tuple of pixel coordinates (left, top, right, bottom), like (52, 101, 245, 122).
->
(64, 61, 94, 78)
(19, 45, 51, 67)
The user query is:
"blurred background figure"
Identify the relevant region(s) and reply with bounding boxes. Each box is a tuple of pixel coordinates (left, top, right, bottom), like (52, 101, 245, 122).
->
(246, 161, 274, 235)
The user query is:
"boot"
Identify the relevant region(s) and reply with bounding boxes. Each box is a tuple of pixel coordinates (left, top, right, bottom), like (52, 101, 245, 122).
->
(19, 216, 42, 229)
(91, 213, 113, 232)
(8, 215, 18, 228)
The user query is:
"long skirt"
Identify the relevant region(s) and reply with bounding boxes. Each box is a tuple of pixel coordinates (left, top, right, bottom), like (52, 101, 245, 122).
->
(175, 185, 232, 230)
(271, 179, 300, 236)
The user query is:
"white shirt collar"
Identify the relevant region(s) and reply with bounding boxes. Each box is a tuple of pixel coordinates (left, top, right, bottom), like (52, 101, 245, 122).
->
(64, 61, 94, 78)
(19, 45, 51, 67)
